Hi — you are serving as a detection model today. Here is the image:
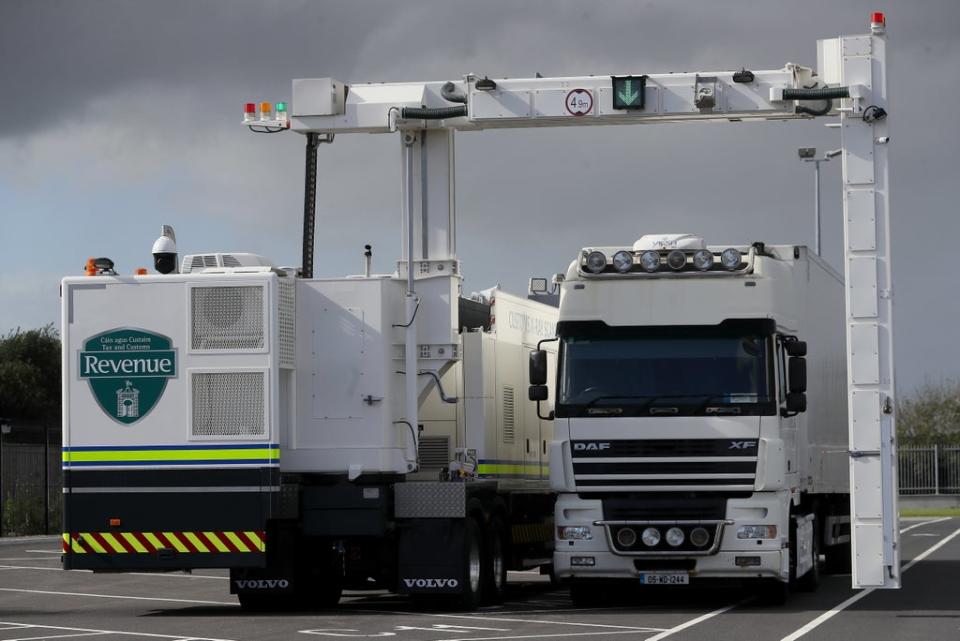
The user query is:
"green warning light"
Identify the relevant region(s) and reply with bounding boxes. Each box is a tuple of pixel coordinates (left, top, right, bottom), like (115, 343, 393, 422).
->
(612, 75, 647, 110)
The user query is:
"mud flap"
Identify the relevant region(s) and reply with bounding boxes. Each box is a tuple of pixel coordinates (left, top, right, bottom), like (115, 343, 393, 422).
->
(397, 518, 466, 595)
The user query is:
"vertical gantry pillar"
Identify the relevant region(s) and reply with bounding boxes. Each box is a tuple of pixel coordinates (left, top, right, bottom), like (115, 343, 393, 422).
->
(835, 27, 899, 588)
(398, 129, 461, 468)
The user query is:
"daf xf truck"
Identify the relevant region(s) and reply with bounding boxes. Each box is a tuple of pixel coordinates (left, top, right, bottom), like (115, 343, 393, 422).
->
(532, 234, 850, 603)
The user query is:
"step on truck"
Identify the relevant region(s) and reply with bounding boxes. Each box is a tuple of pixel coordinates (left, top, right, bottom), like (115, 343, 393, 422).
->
(62, 236, 559, 609)
(532, 234, 850, 603)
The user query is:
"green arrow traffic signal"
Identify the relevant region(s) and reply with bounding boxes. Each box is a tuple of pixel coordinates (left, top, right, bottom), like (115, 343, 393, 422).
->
(612, 75, 647, 110)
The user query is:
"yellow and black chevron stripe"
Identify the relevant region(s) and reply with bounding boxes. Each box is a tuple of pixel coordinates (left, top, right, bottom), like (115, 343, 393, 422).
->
(511, 522, 553, 544)
(62, 531, 265, 554)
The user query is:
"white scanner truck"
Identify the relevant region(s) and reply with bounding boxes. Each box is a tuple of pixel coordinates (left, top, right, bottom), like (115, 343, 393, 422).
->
(62, 246, 559, 609)
(531, 234, 849, 603)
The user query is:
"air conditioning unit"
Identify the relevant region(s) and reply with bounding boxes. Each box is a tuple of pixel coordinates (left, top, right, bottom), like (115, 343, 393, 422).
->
(181, 253, 274, 273)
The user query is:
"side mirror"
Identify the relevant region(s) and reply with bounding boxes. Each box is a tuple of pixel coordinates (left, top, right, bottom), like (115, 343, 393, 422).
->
(784, 340, 807, 357)
(529, 349, 547, 386)
(789, 357, 807, 394)
(529, 385, 548, 402)
(785, 392, 807, 413)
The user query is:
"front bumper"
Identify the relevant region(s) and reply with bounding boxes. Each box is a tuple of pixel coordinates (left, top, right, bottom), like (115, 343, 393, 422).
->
(554, 492, 790, 582)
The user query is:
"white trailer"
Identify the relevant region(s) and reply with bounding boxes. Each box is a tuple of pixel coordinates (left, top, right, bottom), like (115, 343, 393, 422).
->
(62, 258, 559, 608)
(537, 235, 849, 603)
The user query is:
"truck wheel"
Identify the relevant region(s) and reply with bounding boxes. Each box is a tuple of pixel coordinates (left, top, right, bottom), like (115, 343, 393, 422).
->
(458, 518, 484, 610)
(316, 548, 344, 608)
(483, 516, 509, 604)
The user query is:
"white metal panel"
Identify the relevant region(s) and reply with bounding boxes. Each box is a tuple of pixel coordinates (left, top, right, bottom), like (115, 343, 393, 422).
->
(851, 390, 881, 452)
(849, 323, 880, 385)
(854, 523, 885, 586)
(848, 257, 878, 318)
(847, 189, 877, 251)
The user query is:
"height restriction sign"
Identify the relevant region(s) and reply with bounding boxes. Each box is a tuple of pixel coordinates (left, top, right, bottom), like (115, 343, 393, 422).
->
(612, 75, 647, 110)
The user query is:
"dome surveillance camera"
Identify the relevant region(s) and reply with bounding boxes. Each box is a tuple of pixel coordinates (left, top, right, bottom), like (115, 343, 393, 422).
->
(152, 225, 178, 274)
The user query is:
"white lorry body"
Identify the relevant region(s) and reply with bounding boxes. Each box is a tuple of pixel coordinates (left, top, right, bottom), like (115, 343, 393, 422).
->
(548, 239, 849, 594)
(61, 261, 559, 607)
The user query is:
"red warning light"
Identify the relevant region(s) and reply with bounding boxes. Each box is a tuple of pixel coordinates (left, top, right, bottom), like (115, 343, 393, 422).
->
(871, 12, 885, 25)
(244, 103, 256, 114)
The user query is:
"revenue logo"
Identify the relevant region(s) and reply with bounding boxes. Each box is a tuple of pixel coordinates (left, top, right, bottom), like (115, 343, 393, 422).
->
(79, 328, 177, 424)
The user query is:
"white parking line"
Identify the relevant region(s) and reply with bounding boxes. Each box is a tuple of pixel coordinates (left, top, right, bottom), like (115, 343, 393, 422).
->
(0, 621, 236, 641)
(4, 632, 106, 641)
(0, 587, 234, 606)
(780, 522, 960, 641)
(364, 609, 664, 632)
(899, 516, 950, 534)
(643, 601, 745, 640)
(0, 565, 226, 579)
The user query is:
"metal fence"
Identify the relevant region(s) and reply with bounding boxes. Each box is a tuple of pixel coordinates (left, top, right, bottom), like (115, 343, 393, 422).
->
(898, 446, 960, 495)
(0, 442, 62, 536)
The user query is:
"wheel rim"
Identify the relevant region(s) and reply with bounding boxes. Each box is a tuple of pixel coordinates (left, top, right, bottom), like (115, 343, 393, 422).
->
(468, 535, 481, 594)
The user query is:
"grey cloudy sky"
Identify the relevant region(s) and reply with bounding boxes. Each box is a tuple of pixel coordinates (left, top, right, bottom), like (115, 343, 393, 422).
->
(1, 0, 957, 392)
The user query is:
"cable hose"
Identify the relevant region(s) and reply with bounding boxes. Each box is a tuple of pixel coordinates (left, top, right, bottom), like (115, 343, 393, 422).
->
(783, 87, 849, 100)
(401, 105, 468, 120)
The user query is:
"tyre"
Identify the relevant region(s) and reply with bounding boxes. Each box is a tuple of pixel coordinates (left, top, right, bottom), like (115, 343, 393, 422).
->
(458, 518, 484, 610)
(482, 516, 509, 604)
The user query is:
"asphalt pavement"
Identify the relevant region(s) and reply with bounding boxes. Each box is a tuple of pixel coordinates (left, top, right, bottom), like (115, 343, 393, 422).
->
(0, 517, 957, 641)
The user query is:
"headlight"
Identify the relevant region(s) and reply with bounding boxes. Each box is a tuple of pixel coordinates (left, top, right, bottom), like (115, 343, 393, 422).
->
(616, 527, 637, 547)
(585, 251, 607, 274)
(666, 250, 686, 271)
(558, 526, 593, 540)
(641, 527, 661, 547)
(666, 527, 685, 547)
(689, 527, 710, 547)
(640, 250, 660, 272)
(692, 249, 714, 271)
(721, 248, 742, 270)
(612, 250, 633, 273)
(736, 525, 777, 540)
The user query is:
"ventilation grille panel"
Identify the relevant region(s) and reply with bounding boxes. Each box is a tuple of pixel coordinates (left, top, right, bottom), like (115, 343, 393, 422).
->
(191, 286, 264, 350)
(191, 371, 265, 436)
(278, 279, 295, 368)
(418, 436, 451, 469)
(502, 386, 515, 444)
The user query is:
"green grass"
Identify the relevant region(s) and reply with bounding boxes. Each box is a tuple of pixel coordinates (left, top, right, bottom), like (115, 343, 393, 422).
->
(900, 507, 960, 518)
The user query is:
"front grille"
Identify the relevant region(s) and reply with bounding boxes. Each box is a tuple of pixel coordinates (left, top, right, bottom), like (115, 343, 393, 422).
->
(572, 439, 758, 492)
(602, 495, 729, 521)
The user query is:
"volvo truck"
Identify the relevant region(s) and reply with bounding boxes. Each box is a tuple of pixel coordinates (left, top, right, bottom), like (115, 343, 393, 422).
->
(62, 241, 559, 610)
(532, 234, 850, 603)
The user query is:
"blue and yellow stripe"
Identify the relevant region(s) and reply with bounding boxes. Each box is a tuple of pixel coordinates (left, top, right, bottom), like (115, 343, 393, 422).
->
(62, 443, 280, 468)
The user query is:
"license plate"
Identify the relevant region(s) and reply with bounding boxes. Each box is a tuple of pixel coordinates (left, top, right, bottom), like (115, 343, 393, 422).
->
(639, 572, 689, 585)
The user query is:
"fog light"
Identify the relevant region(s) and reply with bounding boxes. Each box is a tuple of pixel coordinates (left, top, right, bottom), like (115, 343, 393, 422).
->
(692, 249, 714, 271)
(737, 525, 778, 540)
(641, 527, 661, 547)
(571, 556, 596, 567)
(616, 527, 638, 547)
(585, 251, 607, 274)
(735, 556, 762, 567)
(558, 526, 593, 541)
(640, 250, 660, 272)
(612, 250, 634, 273)
(666, 250, 686, 271)
(689, 527, 710, 547)
(666, 527, 685, 547)
(721, 248, 742, 270)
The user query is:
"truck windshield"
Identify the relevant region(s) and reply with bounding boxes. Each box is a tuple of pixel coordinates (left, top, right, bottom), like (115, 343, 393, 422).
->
(556, 322, 775, 417)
